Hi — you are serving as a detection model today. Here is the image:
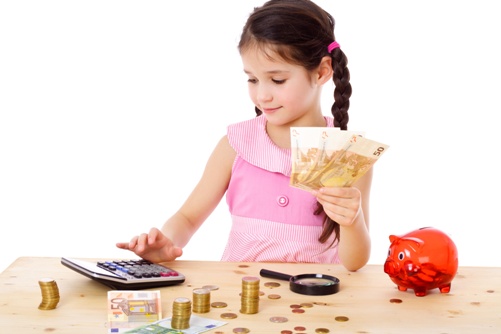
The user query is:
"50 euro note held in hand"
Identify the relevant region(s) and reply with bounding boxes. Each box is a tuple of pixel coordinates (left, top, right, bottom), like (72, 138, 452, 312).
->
(290, 127, 389, 191)
(108, 290, 162, 334)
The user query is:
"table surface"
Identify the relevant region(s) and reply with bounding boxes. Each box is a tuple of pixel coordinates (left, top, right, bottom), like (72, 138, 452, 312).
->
(1, 257, 500, 333)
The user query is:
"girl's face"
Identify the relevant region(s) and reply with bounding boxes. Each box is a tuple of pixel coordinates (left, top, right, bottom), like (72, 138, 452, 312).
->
(241, 46, 326, 127)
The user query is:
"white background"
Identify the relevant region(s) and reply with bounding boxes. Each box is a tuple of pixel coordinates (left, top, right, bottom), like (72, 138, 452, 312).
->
(1, 0, 500, 273)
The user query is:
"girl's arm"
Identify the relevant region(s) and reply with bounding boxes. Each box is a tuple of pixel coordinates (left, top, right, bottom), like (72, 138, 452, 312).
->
(161, 135, 236, 247)
(116, 135, 236, 262)
(313, 168, 373, 271)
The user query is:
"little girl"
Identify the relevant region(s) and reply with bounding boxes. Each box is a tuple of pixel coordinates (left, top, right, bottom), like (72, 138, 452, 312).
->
(117, 0, 372, 271)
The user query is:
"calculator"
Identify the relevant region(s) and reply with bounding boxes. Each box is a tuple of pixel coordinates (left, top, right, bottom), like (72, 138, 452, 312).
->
(61, 257, 185, 290)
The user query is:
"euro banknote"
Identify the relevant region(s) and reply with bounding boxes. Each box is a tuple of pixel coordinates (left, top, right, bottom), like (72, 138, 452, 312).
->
(290, 127, 388, 191)
(108, 290, 162, 334)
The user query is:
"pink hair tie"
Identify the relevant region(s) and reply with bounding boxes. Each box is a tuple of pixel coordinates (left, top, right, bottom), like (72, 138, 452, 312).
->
(328, 41, 340, 53)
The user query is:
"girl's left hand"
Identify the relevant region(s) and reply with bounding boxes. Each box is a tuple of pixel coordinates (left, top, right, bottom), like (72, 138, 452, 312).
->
(312, 187, 362, 227)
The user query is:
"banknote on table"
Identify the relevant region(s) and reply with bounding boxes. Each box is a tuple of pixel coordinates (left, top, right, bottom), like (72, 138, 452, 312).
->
(124, 315, 227, 334)
(108, 290, 162, 334)
(290, 127, 388, 191)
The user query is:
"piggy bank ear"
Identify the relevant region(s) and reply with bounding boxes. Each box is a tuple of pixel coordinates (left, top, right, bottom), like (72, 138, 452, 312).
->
(402, 237, 425, 253)
(389, 235, 399, 243)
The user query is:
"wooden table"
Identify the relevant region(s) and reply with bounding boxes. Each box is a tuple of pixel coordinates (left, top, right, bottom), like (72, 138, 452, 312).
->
(1, 257, 500, 333)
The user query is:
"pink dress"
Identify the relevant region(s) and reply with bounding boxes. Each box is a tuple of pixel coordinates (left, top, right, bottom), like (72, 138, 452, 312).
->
(222, 115, 340, 263)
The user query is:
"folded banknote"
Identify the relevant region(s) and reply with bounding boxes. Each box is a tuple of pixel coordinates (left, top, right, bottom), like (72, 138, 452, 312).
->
(290, 127, 389, 190)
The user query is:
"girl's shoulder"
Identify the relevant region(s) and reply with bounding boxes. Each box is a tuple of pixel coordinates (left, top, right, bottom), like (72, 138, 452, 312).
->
(227, 115, 290, 175)
(227, 115, 266, 131)
(227, 115, 267, 149)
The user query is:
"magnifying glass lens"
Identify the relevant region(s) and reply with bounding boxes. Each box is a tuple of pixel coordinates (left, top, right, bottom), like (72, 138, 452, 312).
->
(294, 277, 336, 286)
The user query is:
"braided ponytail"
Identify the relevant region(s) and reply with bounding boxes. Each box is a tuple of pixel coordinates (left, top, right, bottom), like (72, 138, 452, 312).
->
(239, 0, 353, 249)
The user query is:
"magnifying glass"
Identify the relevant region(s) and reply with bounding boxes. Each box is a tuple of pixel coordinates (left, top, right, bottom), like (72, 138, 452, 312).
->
(260, 269, 340, 296)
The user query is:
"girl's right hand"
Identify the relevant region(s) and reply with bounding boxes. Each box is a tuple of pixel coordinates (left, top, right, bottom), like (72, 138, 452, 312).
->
(116, 227, 183, 263)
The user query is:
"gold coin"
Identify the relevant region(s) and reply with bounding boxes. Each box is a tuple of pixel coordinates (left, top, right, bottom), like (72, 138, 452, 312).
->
(335, 315, 349, 322)
(268, 294, 281, 299)
(221, 312, 238, 319)
(264, 282, 281, 288)
(242, 276, 260, 282)
(233, 327, 250, 333)
(300, 302, 313, 308)
(211, 301, 228, 308)
(38, 278, 60, 310)
(316, 328, 330, 333)
(193, 288, 210, 294)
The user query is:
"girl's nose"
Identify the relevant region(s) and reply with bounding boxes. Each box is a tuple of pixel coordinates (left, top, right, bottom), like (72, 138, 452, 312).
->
(256, 85, 272, 104)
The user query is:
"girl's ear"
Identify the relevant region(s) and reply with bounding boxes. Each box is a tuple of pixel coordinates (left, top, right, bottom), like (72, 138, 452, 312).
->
(316, 56, 333, 85)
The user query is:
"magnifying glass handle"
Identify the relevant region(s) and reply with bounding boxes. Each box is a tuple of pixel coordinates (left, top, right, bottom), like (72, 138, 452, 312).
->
(260, 269, 293, 281)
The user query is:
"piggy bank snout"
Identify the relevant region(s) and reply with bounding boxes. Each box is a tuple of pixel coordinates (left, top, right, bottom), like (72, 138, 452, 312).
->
(384, 258, 416, 277)
(383, 259, 397, 276)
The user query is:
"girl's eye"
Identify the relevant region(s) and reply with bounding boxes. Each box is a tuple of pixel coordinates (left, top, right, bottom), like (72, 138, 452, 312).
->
(272, 79, 285, 84)
(247, 78, 257, 84)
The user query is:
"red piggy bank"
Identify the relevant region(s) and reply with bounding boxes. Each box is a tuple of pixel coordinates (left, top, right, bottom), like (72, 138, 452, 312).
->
(383, 227, 458, 297)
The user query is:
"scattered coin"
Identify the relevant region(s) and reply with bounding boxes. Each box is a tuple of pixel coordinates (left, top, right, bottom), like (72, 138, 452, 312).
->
(315, 328, 330, 333)
(389, 298, 402, 303)
(264, 282, 281, 288)
(281, 331, 293, 334)
(270, 316, 288, 323)
(211, 301, 228, 308)
(294, 326, 306, 331)
(292, 308, 305, 314)
(202, 284, 219, 291)
(221, 312, 238, 319)
(300, 302, 313, 308)
(335, 315, 349, 322)
(233, 327, 250, 333)
(268, 294, 281, 299)
(289, 304, 301, 308)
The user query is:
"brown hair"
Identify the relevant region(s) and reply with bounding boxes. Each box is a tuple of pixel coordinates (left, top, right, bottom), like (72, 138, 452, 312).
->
(239, 0, 353, 247)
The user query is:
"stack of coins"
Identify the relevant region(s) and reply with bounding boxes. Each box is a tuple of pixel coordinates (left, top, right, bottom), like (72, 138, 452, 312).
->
(171, 297, 191, 329)
(192, 288, 210, 313)
(240, 276, 260, 314)
(38, 278, 60, 310)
